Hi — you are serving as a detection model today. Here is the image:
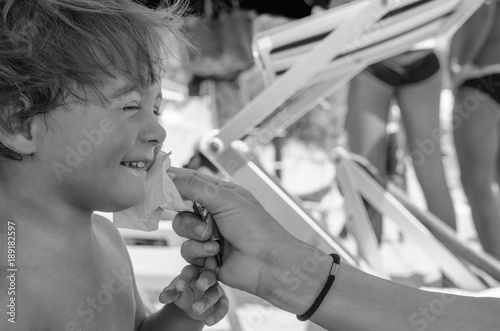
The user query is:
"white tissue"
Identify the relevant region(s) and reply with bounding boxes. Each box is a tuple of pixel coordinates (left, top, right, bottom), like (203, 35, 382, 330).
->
(113, 151, 193, 231)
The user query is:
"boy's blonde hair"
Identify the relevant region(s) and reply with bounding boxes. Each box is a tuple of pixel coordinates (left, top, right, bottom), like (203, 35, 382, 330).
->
(0, 0, 186, 160)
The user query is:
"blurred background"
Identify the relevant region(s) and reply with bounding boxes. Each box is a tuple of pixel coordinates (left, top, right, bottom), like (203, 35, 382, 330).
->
(101, 0, 500, 330)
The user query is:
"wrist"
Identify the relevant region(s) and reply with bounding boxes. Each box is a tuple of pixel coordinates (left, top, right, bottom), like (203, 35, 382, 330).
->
(258, 239, 333, 315)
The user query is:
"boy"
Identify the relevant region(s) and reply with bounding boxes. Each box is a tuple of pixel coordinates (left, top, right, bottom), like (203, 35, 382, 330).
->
(0, 0, 227, 330)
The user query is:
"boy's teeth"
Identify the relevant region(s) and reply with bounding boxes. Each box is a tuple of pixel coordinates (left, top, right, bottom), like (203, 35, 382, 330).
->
(122, 161, 146, 169)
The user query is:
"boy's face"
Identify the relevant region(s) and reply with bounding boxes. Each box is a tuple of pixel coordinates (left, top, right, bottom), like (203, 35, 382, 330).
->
(34, 74, 166, 212)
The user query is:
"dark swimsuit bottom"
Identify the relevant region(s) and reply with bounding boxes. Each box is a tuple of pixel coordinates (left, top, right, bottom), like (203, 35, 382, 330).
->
(462, 74, 500, 106)
(366, 52, 441, 86)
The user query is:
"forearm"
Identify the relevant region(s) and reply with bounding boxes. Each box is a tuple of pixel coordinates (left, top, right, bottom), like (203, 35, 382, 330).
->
(312, 265, 500, 331)
(138, 304, 204, 331)
(260, 240, 500, 331)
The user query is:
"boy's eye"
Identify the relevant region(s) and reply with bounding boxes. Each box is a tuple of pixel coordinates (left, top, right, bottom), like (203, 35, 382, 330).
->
(123, 105, 142, 112)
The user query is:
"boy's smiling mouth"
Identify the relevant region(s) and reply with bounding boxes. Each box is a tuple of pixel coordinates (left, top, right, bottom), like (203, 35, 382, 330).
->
(120, 159, 151, 178)
(120, 161, 146, 169)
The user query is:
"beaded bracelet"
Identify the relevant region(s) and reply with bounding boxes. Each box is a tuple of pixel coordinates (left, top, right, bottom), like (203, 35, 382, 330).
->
(297, 253, 341, 321)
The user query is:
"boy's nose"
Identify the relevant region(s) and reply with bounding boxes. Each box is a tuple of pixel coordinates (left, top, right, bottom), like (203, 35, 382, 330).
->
(142, 114, 166, 147)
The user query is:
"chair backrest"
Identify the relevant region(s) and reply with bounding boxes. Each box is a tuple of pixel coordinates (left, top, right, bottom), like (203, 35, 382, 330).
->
(253, 0, 461, 84)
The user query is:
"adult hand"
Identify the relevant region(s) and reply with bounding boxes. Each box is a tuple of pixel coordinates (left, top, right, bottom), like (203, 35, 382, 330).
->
(167, 167, 310, 303)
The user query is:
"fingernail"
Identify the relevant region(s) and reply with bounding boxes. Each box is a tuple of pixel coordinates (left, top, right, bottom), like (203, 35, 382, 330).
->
(198, 279, 209, 291)
(159, 292, 167, 304)
(163, 284, 174, 292)
(193, 302, 205, 314)
(206, 317, 215, 326)
(176, 279, 186, 291)
(196, 225, 209, 238)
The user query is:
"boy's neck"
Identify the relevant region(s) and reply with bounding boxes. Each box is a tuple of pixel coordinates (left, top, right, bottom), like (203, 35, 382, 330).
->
(0, 171, 95, 243)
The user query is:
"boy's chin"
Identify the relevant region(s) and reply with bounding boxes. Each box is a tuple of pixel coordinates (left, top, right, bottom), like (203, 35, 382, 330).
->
(95, 194, 143, 213)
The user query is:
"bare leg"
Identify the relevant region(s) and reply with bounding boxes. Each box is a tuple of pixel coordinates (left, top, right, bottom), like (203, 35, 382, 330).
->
(454, 87, 500, 258)
(345, 71, 394, 241)
(397, 72, 457, 230)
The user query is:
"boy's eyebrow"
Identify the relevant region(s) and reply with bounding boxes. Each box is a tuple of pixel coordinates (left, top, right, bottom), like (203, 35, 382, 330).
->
(109, 83, 139, 100)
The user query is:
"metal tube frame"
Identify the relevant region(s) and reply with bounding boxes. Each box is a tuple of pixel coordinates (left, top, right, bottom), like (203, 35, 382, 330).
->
(198, 0, 489, 284)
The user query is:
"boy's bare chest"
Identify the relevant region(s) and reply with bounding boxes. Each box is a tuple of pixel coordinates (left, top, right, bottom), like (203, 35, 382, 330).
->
(21, 245, 137, 330)
(61, 267, 136, 331)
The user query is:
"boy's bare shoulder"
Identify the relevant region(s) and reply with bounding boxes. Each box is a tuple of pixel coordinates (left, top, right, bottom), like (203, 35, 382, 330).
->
(92, 214, 129, 255)
(92, 213, 121, 234)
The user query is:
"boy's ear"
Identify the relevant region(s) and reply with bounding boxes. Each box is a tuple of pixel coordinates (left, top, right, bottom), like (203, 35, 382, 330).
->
(0, 100, 40, 156)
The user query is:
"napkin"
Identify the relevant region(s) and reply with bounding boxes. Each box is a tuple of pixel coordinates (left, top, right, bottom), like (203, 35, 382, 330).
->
(113, 151, 193, 231)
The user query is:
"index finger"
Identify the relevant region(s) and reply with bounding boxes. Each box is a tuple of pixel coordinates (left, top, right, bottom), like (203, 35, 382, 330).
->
(168, 167, 239, 190)
(168, 170, 233, 215)
(168, 167, 259, 204)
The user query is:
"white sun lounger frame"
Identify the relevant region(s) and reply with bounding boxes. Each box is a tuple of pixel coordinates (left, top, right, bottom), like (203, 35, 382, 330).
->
(198, 0, 495, 289)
